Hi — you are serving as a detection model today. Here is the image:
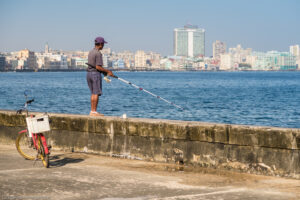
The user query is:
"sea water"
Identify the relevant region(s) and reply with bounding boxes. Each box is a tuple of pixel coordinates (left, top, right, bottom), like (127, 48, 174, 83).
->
(0, 71, 299, 128)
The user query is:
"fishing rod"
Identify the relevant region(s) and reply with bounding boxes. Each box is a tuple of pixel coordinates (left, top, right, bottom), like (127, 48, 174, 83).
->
(86, 63, 184, 110)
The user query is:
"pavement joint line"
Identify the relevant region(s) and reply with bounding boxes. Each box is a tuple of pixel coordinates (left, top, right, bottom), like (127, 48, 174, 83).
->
(0, 168, 43, 173)
(153, 188, 247, 199)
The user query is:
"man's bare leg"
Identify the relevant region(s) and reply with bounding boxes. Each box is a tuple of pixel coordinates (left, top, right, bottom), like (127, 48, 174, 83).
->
(90, 94, 103, 116)
(91, 94, 98, 112)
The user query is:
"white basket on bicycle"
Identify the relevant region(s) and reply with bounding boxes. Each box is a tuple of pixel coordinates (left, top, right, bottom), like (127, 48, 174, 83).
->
(26, 115, 50, 137)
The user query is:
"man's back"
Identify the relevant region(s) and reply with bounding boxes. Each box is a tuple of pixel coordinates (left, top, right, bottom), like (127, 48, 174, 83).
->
(87, 48, 103, 72)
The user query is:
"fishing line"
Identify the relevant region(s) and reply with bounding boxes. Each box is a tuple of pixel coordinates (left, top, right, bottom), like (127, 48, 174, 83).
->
(86, 63, 184, 110)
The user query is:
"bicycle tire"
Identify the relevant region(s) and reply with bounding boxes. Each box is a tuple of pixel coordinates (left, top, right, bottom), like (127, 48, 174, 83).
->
(38, 136, 49, 168)
(16, 131, 36, 160)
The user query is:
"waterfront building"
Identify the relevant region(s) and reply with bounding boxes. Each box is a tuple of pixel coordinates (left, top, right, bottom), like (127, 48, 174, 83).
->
(148, 59, 160, 69)
(174, 24, 205, 57)
(9, 60, 17, 70)
(134, 50, 146, 68)
(112, 59, 125, 69)
(36, 51, 68, 70)
(116, 51, 135, 68)
(192, 60, 205, 70)
(35, 52, 51, 69)
(219, 44, 252, 70)
(36, 54, 45, 69)
(4, 53, 17, 70)
(16, 60, 28, 70)
(44, 54, 68, 69)
(213, 40, 226, 61)
(70, 57, 88, 69)
(160, 58, 173, 70)
(290, 45, 299, 57)
(5, 52, 18, 66)
(146, 51, 161, 69)
(0, 55, 6, 71)
(277, 52, 297, 70)
(102, 54, 108, 68)
(18, 49, 37, 69)
(166, 56, 186, 70)
(229, 44, 252, 64)
(290, 45, 300, 68)
(101, 48, 111, 55)
(220, 54, 233, 70)
(62, 51, 88, 59)
(249, 51, 297, 70)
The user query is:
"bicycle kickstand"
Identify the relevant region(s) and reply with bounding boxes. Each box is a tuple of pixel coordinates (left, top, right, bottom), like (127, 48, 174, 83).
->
(33, 152, 39, 166)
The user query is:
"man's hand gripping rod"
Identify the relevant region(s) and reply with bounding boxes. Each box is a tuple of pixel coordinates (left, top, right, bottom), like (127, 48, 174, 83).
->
(85, 63, 184, 110)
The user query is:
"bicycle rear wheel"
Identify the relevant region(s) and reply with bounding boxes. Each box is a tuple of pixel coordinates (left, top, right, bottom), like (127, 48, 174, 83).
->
(38, 135, 49, 168)
(16, 131, 36, 160)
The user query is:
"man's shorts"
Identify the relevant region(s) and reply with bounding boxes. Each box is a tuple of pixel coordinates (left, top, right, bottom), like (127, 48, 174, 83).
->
(86, 71, 102, 95)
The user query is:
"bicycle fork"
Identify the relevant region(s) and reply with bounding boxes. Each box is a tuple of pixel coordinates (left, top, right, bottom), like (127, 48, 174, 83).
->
(32, 134, 50, 156)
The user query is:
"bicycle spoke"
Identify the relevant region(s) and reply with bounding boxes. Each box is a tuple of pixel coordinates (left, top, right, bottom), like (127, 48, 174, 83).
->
(16, 132, 36, 160)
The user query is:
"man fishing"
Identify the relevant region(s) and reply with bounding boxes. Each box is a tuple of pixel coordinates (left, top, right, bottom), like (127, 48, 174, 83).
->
(87, 36, 115, 116)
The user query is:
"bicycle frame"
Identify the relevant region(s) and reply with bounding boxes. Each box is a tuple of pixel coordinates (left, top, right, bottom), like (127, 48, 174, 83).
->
(18, 129, 50, 155)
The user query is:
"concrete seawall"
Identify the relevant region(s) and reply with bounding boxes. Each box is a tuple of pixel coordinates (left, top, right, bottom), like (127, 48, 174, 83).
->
(0, 110, 299, 178)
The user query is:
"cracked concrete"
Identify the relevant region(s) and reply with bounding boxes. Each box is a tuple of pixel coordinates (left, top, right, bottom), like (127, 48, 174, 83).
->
(0, 145, 299, 200)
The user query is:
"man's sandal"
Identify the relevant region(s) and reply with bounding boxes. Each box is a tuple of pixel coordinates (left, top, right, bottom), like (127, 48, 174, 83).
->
(89, 111, 104, 116)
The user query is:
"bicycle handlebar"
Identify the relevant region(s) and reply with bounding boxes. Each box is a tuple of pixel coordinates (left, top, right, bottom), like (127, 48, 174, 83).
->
(26, 99, 34, 104)
(16, 98, 34, 115)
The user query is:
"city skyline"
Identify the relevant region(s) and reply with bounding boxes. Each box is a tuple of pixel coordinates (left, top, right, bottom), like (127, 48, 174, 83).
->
(0, 0, 300, 56)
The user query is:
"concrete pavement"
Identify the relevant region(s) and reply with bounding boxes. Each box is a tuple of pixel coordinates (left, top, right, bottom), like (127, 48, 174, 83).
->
(0, 145, 299, 200)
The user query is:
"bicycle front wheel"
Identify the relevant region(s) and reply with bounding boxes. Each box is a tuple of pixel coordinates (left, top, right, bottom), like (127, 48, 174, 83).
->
(38, 135, 49, 168)
(16, 131, 36, 160)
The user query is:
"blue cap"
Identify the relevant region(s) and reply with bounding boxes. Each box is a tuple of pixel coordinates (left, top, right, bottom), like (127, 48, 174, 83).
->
(95, 37, 107, 44)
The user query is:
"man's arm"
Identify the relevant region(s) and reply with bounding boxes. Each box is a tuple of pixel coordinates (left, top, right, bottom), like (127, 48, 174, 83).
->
(95, 52, 114, 76)
(95, 65, 114, 77)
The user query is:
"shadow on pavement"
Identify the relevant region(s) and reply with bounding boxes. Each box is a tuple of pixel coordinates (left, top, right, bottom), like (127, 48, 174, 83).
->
(50, 154, 84, 168)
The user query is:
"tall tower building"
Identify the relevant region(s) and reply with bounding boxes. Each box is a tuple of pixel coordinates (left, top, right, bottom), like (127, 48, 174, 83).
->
(134, 50, 146, 68)
(290, 45, 300, 69)
(45, 43, 49, 53)
(290, 45, 299, 57)
(213, 40, 226, 60)
(174, 25, 205, 57)
(0, 54, 6, 71)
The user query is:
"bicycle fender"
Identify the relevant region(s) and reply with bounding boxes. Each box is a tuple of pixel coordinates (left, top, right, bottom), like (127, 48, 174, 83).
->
(18, 130, 27, 134)
(40, 134, 49, 155)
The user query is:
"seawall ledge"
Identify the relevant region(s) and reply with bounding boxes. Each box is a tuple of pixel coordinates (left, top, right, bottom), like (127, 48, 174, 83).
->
(0, 109, 298, 130)
(0, 109, 299, 178)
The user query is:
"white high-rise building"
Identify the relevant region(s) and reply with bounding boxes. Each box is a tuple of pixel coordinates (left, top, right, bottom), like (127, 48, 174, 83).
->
(174, 25, 205, 57)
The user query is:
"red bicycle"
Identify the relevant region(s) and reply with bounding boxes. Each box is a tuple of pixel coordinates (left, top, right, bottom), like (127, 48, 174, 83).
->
(15, 91, 51, 168)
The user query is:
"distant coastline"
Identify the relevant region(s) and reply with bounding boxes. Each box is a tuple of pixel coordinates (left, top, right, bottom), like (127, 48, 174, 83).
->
(0, 68, 170, 73)
(0, 68, 299, 73)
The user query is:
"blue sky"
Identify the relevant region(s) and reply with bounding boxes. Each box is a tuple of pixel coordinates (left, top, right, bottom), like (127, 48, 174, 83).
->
(0, 0, 299, 56)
